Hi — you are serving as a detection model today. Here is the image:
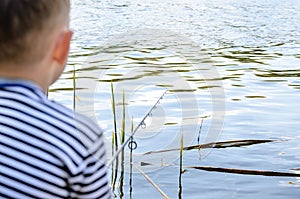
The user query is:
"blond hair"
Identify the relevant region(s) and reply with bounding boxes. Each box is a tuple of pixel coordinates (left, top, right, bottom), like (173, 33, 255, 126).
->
(0, 0, 70, 65)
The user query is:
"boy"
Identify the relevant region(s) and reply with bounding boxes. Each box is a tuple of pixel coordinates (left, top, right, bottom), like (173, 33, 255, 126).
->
(0, 0, 111, 198)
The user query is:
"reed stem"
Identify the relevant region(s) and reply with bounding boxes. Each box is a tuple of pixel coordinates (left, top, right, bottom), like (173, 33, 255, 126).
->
(110, 83, 118, 194)
(118, 90, 126, 198)
(72, 65, 76, 110)
(134, 164, 170, 199)
(111, 82, 118, 150)
(178, 133, 183, 199)
(129, 117, 134, 199)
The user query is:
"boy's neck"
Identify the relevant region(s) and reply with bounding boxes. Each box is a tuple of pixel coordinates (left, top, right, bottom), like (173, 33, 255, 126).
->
(0, 63, 51, 93)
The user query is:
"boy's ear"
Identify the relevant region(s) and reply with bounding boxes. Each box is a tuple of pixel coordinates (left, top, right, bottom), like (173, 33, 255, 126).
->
(53, 30, 73, 65)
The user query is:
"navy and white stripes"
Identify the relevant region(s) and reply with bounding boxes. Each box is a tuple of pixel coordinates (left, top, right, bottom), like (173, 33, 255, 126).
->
(0, 79, 111, 198)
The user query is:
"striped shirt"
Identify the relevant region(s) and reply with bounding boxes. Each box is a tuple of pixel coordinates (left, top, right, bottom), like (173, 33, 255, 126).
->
(0, 79, 111, 199)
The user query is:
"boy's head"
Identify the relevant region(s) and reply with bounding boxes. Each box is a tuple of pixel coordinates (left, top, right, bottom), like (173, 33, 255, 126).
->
(0, 0, 71, 65)
(0, 0, 72, 91)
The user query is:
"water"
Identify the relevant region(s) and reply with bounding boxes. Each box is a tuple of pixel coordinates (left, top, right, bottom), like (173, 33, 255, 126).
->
(49, 0, 300, 198)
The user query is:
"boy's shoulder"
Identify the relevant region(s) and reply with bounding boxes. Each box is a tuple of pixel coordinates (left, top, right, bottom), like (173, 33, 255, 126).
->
(45, 99, 104, 143)
(0, 79, 104, 148)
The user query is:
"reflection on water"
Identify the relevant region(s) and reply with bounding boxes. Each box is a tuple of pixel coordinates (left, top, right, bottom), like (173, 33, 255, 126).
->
(49, 0, 300, 198)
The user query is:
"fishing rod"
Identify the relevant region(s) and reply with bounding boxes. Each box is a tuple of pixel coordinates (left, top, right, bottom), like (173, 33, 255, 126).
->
(107, 90, 168, 167)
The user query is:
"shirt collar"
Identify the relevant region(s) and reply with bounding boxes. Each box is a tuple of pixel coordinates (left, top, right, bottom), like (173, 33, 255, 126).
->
(0, 78, 47, 101)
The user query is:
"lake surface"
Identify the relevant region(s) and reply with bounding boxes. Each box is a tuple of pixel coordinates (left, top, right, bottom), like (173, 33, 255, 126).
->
(49, 0, 300, 198)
